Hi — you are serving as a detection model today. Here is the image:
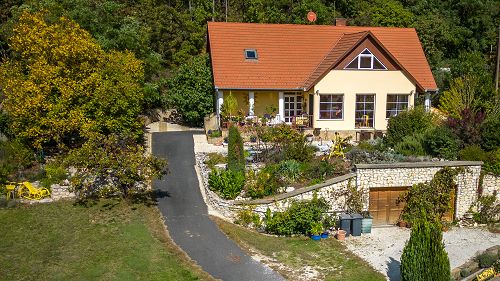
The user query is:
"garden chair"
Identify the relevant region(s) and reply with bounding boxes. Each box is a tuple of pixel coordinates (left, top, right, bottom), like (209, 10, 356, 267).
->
(5, 182, 17, 200)
(16, 181, 51, 200)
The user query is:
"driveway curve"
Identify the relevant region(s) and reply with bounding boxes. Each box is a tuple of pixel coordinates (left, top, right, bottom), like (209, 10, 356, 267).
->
(152, 131, 284, 281)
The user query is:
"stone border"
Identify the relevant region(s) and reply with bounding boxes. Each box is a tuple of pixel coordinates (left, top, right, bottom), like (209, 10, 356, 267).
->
(355, 161, 483, 169)
(234, 173, 356, 205)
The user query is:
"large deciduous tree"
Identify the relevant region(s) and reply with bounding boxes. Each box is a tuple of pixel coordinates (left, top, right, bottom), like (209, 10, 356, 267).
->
(0, 11, 144, 149)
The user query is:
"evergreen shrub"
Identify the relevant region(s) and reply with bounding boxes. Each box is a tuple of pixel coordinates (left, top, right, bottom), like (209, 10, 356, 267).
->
(208, 169, 245, 200)
(227, 126, 245, 173)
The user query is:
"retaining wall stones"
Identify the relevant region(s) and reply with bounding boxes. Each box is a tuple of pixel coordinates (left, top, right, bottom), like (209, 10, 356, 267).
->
(482, 173, 500, 200)
(50, 184, 75, 200)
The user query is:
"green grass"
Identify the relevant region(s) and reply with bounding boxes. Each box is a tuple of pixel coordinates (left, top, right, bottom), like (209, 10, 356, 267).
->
(0, 199, 214, 281)
(214, 217, 385, 281)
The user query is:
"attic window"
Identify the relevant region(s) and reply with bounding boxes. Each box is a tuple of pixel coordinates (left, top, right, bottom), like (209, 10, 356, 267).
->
(245, 49, 258, 60)
(345, 48, 387, 70)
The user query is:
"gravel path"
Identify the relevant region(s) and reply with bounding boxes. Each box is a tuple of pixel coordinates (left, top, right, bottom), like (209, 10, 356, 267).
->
(344, 226, 500, 281)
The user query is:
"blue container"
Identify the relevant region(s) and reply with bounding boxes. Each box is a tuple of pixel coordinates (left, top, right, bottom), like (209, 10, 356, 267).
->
(361, 217, 373, 233)
(311, 235, 321, 241)
(320, 232, 329, 239)
(339, 213, 352, 236)
(351, 213, 363, 236)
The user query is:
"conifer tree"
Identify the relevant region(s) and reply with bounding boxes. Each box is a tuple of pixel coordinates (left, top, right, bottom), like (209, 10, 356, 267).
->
(227, 126, 245, 173)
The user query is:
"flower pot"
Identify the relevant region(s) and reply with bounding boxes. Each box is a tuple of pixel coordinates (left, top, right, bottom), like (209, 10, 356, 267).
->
(311, 234, 321, 241)
(336, 230, 346, 241)
(397, 221, 407, 228)
(306, 135, 313, 142)
(321, 232, 329, 239)
(361, 217, 373, 234)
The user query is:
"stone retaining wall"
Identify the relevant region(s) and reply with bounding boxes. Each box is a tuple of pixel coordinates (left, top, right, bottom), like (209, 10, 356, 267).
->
(482, 173, 500, 200)
(356, 161, 483, 219)
(50, 184, 75, 200)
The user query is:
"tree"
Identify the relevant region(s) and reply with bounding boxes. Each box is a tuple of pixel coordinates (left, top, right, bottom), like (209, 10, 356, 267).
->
(0, 11, 145, 149)
(63, 134, 167, 199)
(166, 54, 214, 127)
(227, 125, 245, 173)
(385, 106, 435, 147)
(400, 219, 450, 281)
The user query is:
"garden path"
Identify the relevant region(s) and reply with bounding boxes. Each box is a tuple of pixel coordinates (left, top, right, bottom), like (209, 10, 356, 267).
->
(152, 131, 285, 281)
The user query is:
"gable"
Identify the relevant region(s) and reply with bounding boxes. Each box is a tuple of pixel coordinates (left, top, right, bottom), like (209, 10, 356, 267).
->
(335, 36, 400, 71)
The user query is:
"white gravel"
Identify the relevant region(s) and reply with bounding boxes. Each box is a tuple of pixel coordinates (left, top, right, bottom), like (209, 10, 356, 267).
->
(344, 226, 500, 280)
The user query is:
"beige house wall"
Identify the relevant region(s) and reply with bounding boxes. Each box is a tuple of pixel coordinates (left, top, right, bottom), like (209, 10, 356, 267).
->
(313, 70, 416, 131)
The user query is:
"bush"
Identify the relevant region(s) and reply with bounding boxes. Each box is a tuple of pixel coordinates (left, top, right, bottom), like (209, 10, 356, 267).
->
(447, 108, 485, 147)
(0, 140, 34, 183)
(227, 126, 245, 173)
(208, 130, 222, 138)
(346, 146, 407, 164)
(303, 158, 347, 181)
(204, 152, 226, 171)
(208, 169, 245, 200)
(481, 117, 500, 151)
(394, 133, 426, 156)
(459, 268, 470, 278)
(40, 162, 68, 188)
(458, 145, 488, 161)
(400, 167, 459, 224)
(385, 106, 435, 147)
(484, 148, 500, 175)
(277, 160, 302, 183)
(244, 166, 280, 199)
(473, 194, 500, 224)
(400, 219, 450, 281)
(477, 252, 498, 268)
(235, 208, 261, 228)
(423, 126, 460, 160)
(283, 137, 316, 163)
(265, 196, 328, 236)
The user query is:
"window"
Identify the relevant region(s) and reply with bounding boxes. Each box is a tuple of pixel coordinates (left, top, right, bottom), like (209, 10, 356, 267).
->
(355, 94, 375, 128)
(386, 94, 409, 118)
(284, 92, 303, 123)
(319, 94, 343, 119)
(244, 49, 258, 60)
(345, 48, 387, 70)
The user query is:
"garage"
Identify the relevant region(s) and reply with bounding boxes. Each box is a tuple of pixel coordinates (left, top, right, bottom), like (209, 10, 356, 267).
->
(369, 186, 456, 225)
(369, 187, 408, 225)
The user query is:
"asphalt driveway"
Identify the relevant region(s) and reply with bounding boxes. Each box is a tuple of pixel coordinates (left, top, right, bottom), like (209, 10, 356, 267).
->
(152, 131, 284, 281)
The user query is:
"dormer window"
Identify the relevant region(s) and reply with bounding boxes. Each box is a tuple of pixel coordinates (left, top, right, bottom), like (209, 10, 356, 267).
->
(245, 49, 258, 60)
(345, 48, 386, 70)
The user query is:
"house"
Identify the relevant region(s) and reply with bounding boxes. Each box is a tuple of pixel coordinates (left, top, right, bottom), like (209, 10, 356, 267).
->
(207, 20, 437, 137)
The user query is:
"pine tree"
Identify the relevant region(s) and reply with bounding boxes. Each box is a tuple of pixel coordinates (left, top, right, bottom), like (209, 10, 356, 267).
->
(400, 219, 450, 281)
(227, 126, 245, 173)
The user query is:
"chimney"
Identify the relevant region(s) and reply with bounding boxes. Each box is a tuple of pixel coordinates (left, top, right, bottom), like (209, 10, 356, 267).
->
(335, 18, 347, 26)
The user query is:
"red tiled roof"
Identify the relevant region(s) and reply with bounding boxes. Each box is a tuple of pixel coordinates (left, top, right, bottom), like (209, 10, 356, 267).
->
(207, 22, 437, 92)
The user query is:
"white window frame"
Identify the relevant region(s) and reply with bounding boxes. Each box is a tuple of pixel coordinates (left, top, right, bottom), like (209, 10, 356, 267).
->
(319, 94, 344, 120)
(355, 94, 376, 128)
(345, 48, 387, 70)
(386, 94, 409, 118)
(244, 49, 258, 60)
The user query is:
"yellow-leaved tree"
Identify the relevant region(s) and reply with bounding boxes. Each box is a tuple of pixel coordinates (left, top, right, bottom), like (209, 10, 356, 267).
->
(0, 11, 144, 149)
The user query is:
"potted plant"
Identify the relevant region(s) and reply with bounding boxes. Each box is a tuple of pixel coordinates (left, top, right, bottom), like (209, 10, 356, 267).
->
(336, 229, 346, 241)
(310, 222, 323, 241)
(361, 211, 373, 234)
(305, 134, 313, 142)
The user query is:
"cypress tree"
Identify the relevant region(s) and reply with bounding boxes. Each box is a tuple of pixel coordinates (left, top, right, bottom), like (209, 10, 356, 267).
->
(400, 219, 450, 281)
(227, 125, 245, 173)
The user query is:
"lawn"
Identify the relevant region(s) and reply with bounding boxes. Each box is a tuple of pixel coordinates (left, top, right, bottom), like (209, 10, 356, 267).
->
(0, 199, 214, 281)
(213, 217, 386, 281)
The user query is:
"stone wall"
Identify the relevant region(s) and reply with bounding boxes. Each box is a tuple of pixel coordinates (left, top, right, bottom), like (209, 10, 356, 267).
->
(356, 161, 483, 219)
(50, 184, 75, 200)
(235, 173, 356, 217)
(482, 173, 500, 201)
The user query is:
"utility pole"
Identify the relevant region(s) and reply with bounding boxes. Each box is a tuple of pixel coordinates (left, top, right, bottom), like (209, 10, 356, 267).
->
(212, 0, 215, 21)
(496, 25, 499, 92)
(225, 0, 228, 22)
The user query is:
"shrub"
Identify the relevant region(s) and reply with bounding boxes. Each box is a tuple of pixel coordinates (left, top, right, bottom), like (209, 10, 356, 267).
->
(235, 208, 262, 228)
(303, 158, 347, 181)
(423, 126, 460, 160)
(394, 133, 426, 156)
(265, 196, 328, 236)
(484, 149, 500, 175)
(459, 268, 470, 278)
(227, 126, 245, 173)
(477, 252, 498, 268)
(40, 162, 68, 188)
(244, 166, 280, 199)
(385, 106, 435, 147)
(283, 137, 316, 163)
(345, 181, 363, 214)
(481, 117, 500, 151)
(400, 219, 450, 281)
(0, 140, 34, 183)
(400, 167, 459, 224)
(458, 145, 488, 161)
(204, 152, 227, 171)
(346, 146, 407, 164)
(278, 160, 302, 183)
(473, 194, 500, 224)
(447, 108, 485, 147)
(208, 130, 222, 138)
(208, 169, 245, 200)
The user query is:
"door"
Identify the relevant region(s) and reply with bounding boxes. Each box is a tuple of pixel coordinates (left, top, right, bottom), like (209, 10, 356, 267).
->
(369, 187, 408, 225)
(284, 93, 303, 123)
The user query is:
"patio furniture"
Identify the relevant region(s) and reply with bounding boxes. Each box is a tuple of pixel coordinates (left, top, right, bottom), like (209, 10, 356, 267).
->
(5, 182, 17, 200)
(16, 181, 51, 200)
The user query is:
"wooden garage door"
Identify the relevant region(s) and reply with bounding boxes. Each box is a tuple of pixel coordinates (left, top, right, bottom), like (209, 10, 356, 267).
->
(369, 187, 456, 225)
(369, 187, 408, 225)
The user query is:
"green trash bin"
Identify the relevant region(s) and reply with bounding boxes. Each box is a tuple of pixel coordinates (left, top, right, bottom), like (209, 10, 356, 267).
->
(351, 213, 363, 236)
(339, 213, 352, 236)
